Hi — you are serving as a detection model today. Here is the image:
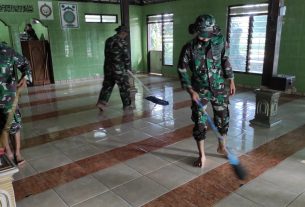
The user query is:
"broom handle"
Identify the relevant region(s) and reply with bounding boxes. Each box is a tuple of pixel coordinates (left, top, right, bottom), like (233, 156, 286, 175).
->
(0, 87, 22, 151)
(127, 70, 151, 93)
(195, 100, 225, 141)
(195, 99, 240, 165)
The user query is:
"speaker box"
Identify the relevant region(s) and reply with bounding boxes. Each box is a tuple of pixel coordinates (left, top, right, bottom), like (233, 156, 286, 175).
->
(270, 74, 295, 91)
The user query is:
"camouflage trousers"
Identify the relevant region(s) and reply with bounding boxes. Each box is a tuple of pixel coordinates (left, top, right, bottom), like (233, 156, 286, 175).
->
(97, 74, 131, 107)
(191, 89, 230, 141)
(0, 107, 22, 135)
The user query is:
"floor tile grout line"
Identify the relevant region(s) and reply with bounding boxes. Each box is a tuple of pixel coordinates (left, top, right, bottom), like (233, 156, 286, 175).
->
(14, 106, 305, 204)
(18, 92, 302, 181)
(17, 121, 304, 202)
(285, 191, 305, 207)
(142, 123, 305, 206)
(14, 125, 193, 201)
(20, 79, 175, 108)
(21, 86, 184, 123)
(20, 99, 192, 149)
(23, 76, 178, 96)
(14, 81, 302, 205)
(23, 80, 103, 96)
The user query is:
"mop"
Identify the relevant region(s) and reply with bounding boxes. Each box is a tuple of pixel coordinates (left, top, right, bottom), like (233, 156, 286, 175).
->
(195, 100, 247, 180)
(127, 70, 169, 106)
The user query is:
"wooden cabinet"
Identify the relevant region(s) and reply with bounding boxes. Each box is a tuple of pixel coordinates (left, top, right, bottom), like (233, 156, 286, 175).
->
(21, 40, 54, 86)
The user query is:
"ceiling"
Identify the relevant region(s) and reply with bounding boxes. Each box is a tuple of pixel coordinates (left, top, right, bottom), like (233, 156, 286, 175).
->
(74, 0, 177, 5)
(130, 0, 176, 5)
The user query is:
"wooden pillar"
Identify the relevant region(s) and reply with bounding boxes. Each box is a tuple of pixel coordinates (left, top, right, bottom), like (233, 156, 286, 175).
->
(251, 0, 287, 127)
(120, 0, 137, 105)
(120, 0, 131, 50)
(261, 0, 284, 86)
(120, 0, 129, 28)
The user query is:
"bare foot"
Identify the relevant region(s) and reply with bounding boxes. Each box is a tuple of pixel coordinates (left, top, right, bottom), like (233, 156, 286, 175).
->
(123, 105, 134, 111)
(14, 154, 25, 166)
(217, 146, 228, 157)
(193, 156, 206, 168)
(96, 102, 107, 111)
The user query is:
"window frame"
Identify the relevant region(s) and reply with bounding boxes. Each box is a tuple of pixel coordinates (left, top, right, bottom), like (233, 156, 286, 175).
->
(147, 13, 174, 66)
(226, 3, 268, 75)
(84, 13, 118, 23)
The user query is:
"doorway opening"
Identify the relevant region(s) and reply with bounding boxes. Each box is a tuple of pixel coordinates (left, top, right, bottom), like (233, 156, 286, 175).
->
(147, 13, 173, 75)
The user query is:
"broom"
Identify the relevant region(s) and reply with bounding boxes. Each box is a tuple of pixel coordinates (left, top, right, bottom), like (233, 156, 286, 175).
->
(195, 99, 247, 180)
(127, 70, 169, 106)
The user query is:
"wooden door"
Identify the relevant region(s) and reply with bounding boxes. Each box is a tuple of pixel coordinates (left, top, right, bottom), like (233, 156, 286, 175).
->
(21, 40, 53, 85)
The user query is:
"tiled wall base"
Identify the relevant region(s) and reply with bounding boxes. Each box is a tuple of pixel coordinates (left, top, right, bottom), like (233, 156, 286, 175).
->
(237, 84, 304, 96)
(55, 76, 103, 85)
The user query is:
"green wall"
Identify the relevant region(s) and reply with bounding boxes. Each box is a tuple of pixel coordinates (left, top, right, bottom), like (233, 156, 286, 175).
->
(0, 0, 143, 81)
(130, 6, 144, 72)
(0, 0, 304, 93)
(45, 2, 121, 81)
(141, 0, 266, 83)
(141, 0, 305, 93)
(0, 20, 11, 46)
(278, 0, 305, 94)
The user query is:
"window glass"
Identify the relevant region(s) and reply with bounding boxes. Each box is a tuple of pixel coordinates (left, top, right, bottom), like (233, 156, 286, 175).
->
(101, 15, 117, 23)
(147, 13, 173, 66)
(85, 14, 101, 23)
(228, 4, 268, 74)
(85, 14, 117, 23)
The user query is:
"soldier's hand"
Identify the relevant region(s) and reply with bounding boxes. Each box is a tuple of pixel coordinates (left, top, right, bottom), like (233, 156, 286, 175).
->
(229, 79, 236, 96)
(127, 69, 134, 74)
(188, 89, 199, 103)
(17, 78, 27, 90)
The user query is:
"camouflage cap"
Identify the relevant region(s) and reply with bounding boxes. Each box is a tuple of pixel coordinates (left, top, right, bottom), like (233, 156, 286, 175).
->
(194, 14, 216, 38)
(115, 25, 129, 33)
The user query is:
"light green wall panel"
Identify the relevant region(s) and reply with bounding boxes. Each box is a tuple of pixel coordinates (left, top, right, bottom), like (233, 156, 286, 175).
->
(0, 0, 143, 82)
(1, 0, 304, 93)
(33, 23, 49, 41)
(45, 2, 121, 81)
(141, 0, 265, 81)
(0, 20, 11, 46)
(141, 0, 305, 93)
(130, 6, 144, 72)
(278, 0, 305, 93)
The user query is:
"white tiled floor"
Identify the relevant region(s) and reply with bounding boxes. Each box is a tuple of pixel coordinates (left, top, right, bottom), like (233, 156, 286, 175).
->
(12, 76, 305, 207)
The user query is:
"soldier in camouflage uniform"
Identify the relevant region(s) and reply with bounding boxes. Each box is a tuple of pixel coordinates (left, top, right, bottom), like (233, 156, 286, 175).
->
(178, 15, 236, 168)
(97, 25, 132, 111)
(0, 42, 32, 164)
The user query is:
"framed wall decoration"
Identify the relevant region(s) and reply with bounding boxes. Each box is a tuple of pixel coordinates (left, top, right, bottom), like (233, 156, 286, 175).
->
(38, 1, 54, 20)
(59, 2, 79, 29)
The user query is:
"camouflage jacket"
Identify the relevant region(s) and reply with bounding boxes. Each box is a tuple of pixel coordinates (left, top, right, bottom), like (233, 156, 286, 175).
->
(178, 33, 234, 95)
(104, 34, 131, 75)
(0, 42, 32, 108)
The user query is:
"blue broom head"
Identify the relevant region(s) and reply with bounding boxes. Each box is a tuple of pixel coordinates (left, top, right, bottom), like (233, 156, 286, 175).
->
(228, 153, 239, 165)
(228, 153, 247, 180)
(232, 163, 247, 180)
(145, 96, 169, 106)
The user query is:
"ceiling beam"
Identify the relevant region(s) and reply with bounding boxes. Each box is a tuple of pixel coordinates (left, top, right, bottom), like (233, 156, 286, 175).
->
(52, 0, 176, 6)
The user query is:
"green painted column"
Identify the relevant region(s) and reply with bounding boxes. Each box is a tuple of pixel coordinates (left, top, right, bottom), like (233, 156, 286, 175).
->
(10, 25, 22, 53)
